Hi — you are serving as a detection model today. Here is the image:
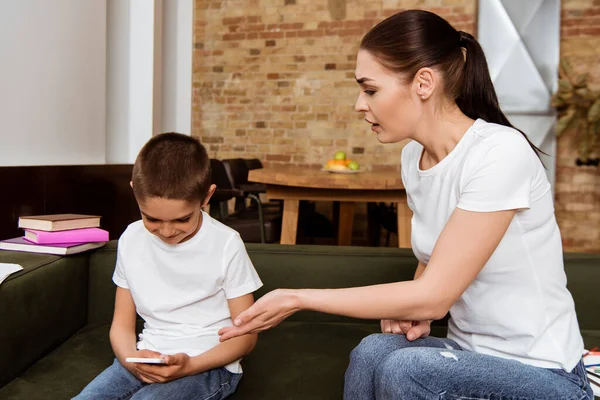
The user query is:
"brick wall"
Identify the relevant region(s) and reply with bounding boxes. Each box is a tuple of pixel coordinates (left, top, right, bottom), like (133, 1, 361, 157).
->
(192, 0, 475, 172)
(193, 0, 600, 251)
(555, 0, 600, 252)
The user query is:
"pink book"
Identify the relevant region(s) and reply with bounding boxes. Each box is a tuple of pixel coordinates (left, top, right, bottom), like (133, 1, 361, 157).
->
(0, 237, 105, 255)
(23, 228, 109, 244)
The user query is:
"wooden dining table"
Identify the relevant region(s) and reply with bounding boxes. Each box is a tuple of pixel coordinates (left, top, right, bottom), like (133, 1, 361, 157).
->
(248, 166, 412, 248)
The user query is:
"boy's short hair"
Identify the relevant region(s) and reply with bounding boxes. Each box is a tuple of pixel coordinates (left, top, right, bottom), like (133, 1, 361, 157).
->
(132, 132, 212, 203)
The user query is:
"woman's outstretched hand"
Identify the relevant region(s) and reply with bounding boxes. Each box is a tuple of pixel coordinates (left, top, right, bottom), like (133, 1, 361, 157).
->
(381, 319, 431, 341)
(219, 289, 301, 341)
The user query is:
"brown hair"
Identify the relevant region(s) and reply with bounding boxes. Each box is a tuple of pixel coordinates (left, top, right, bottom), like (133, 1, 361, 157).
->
(360, 10, 541, 156)
(132, 132, 212, 202)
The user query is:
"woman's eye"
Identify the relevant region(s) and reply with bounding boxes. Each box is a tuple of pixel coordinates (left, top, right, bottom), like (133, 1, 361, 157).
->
(364, 90, 375, 96)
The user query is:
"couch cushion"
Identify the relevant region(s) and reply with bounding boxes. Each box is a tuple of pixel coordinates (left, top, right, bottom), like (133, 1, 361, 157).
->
(1, 320, 598, 400)
(0, 321, 380, 400)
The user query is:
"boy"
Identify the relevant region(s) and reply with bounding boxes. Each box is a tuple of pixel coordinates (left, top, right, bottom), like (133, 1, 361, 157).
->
(74, 133, 262, 400)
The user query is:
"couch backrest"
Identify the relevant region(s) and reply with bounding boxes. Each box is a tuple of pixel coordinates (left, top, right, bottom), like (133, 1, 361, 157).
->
(247, 244, 418, 324)
(86, 242, 418, 325)
(87, 241, 119, 325)
(87, 242, 600, 330)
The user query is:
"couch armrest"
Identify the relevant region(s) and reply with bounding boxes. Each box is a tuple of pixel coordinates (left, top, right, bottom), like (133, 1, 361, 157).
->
(0, 250, 89, 387)
(87, 241, 118, 326)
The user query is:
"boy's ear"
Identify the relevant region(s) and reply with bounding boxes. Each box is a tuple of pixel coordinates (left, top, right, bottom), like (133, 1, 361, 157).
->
(130, 181, 133, 189)
(201, 184, 217, 208)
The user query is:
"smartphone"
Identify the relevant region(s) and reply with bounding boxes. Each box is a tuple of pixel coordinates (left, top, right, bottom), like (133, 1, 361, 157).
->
(125, 357, 167, 364)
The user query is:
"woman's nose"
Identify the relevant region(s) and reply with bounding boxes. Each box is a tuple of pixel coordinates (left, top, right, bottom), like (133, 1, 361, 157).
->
(355, 93, 368, 113)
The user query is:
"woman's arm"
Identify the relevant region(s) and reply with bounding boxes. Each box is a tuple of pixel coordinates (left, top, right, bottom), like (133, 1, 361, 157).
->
(293, 208, 515, 319)
(219, 208, 516, 340)
(380, 260, 428, 336)
(414, 261, 426, 279)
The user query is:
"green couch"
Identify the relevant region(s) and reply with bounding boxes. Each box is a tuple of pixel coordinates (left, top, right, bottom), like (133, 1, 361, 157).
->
(1, 241, 599, 399)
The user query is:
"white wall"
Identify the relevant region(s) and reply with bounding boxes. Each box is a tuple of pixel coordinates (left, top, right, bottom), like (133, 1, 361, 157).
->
(105, 0, 130, 164)
(161, 0, 193, 135)
(0, 0, 193, 166)
(127, 0, 161, 162)
(106, 0, 159, 164)
(105, 0, 193, 164)
(0, 0, 107, 166)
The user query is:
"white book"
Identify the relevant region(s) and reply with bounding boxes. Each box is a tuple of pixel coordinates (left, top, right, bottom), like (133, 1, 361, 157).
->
(584, 351, 600, 396)
(586, 369, 600, 397)
(0, 263, 23, 285)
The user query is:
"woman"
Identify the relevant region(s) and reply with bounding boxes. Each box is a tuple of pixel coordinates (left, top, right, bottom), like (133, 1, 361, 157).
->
(220, 10, 593, 399)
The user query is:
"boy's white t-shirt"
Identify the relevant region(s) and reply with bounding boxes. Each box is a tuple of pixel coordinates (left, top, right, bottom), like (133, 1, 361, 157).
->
(112, 211, 263, 373)
(401, 119, 583, 371)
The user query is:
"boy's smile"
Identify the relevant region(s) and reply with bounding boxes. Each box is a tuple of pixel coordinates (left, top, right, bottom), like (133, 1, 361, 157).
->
(138, 197, 203, 244)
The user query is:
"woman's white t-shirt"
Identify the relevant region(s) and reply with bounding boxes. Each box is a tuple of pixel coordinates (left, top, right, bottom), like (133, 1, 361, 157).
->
(401, 119, 583, 371)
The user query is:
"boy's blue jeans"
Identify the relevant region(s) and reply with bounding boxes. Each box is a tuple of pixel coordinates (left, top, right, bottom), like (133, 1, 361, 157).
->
(73, 358, 241, 400)
(344, 333, 594, 400)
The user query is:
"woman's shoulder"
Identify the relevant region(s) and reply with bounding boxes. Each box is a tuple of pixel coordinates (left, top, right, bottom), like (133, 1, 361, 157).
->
(401, 139, 423, 163)
(471, 120, 531, 149)
(466, 120, 539, 166)
(462, 121, 546, 192)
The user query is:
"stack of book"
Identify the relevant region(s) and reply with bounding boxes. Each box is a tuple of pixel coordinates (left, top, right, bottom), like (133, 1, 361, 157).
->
(0, 214, 108, 255)
(584, 348, 600, 396)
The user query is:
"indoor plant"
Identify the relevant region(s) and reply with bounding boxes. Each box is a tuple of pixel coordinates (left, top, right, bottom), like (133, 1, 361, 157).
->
(552, 58, 600, 166)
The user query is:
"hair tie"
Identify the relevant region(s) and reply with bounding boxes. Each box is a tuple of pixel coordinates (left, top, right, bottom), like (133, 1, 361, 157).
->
(458, 30, 472, 47)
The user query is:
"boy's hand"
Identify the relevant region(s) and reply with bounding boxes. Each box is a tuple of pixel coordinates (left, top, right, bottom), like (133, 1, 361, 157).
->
(381, 319, 431, 341)
(123, 349, 165, 383)
(134, 352, 191, 383)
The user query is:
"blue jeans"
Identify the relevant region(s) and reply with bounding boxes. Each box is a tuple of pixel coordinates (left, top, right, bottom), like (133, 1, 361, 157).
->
(344, 333, 594, 400)
(73, 358, 241, 400)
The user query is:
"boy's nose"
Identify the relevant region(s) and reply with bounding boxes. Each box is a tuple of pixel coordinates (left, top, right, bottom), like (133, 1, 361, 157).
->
(159, 225, 177, 238)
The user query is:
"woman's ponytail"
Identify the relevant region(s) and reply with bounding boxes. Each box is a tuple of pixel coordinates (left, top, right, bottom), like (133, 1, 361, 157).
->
(456, 31, 542, 157)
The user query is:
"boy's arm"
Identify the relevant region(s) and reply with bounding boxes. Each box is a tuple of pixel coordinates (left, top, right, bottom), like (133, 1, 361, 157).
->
(110, 287, 138, 362)
(185, 293, 258, 373)
(110, 287, 164, 383)
(136, 293, 258, 382)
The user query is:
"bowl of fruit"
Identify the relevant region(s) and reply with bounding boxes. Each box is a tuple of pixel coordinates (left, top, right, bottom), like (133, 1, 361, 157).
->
(322, 151, 362, 173)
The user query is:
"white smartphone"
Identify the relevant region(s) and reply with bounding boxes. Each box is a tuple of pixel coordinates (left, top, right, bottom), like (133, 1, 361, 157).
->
(125, 357, 167, 364)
